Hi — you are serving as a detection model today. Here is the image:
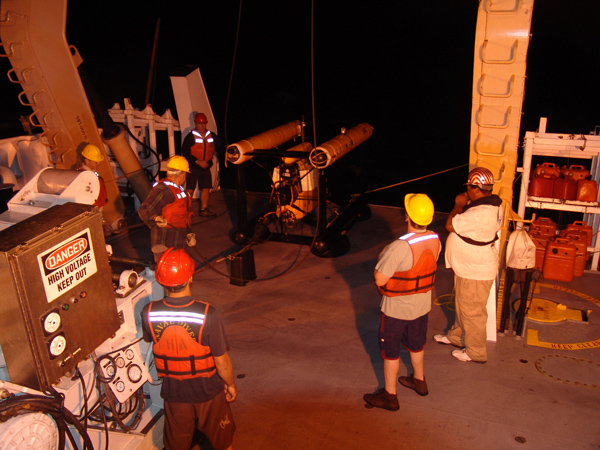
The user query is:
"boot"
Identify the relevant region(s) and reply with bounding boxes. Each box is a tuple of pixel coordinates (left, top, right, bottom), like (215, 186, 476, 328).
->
(363, 388, 399, 411)
(398, 374, 429, 396)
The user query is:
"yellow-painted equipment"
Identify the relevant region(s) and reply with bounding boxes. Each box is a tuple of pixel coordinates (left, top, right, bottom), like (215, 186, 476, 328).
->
(309, 123, 374, 169)
(226, 121, 303, 164)
(514, 298, 590, 324)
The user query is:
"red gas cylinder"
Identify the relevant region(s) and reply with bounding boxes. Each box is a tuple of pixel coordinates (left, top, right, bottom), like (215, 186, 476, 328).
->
(559, 231, 588, 276)
(542, 238, 576, 282)
(561, 164, 590, 181)
(529, 174, 554, 197)
(552, 176, 577, 200)
(527, 229, 549, 271)
(533, 162, 560, 179)
(566, 220, 593, 246)
(531, 217, 557, 239)
(576, 179, 598, 202)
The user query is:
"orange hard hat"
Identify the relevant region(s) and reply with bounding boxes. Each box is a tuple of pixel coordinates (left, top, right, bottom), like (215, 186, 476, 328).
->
(155, 248, 195, 287)
(194, 113, 208, 124)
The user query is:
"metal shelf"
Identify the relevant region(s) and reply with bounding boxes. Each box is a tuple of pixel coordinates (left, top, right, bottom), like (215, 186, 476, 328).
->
(517, 118, 600, 271)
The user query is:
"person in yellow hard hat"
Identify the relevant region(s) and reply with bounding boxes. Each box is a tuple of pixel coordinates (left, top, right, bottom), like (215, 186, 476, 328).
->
(79, 144, 108, 208)
(363, 193, 440, 411)
(138, 155, 197, 262)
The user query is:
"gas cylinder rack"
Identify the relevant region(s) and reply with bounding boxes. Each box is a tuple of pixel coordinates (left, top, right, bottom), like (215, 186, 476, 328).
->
(517, 117, 600, 271)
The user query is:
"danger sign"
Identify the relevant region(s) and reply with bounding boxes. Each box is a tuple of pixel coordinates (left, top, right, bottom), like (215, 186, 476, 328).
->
(38, 229, 98, 303)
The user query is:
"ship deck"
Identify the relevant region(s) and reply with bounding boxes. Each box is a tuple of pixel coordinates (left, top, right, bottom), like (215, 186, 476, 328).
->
(110, 188, 600, 450)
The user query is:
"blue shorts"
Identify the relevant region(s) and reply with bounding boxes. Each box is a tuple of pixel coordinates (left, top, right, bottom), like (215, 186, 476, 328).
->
(378, 313, 428, 359)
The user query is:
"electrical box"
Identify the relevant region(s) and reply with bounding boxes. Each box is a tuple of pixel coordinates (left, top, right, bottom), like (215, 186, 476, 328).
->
(0, 202, 120, 391)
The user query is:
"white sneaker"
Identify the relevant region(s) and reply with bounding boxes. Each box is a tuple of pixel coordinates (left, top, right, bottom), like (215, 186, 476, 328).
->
(433, 334, 453, 345)
(451, 348, 486, 364)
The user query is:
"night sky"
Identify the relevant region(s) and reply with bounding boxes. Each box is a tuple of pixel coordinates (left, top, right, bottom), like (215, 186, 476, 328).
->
(1, 1, 599, 212)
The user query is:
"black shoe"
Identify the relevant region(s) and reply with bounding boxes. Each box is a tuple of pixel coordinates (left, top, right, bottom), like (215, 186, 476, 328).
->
(363, 388, 399, 411)
(198, 208, 216, 217)
(398, 375, 429, 396)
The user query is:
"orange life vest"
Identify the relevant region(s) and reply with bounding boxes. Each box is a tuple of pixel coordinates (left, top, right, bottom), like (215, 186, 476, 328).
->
(148, 299, 217, 380)
(378, 231, 440, 297)
(159, 179, 192, 228)
(191, 130, 215, 162)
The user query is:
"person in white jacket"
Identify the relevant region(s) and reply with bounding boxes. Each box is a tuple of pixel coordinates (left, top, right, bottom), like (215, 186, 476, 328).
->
(434, 167, 502, 363)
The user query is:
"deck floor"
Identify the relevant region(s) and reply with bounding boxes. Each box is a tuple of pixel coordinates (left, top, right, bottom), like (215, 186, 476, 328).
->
(110, 189, 600, 450)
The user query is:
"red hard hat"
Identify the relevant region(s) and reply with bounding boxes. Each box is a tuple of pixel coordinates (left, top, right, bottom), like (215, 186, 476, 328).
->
(194, 113, 208, 124)
(466, 167, 494, 189)
(155, 248, 195, 287)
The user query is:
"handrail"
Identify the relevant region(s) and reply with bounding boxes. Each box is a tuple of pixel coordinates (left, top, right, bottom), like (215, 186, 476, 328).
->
(18, 89, 45, 107)
(481, 39, 518, 64)
(28, 109, 49, 128)
(477, 105, 512, 129)
(0, 41, 20, 58)
(495, 163, 505, 183)
(485, 0, 521, 14)
(480, 74, 515, 98)
(474, 133, 509, 157)
(0, 9, 24, 24)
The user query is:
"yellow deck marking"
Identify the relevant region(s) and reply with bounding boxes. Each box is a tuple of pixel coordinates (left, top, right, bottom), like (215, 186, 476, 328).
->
(526, 284, 600, 350)
(527, 329, 600, 350)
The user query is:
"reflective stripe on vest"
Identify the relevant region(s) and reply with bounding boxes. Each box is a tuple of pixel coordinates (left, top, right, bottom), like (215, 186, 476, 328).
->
(191, 130, 215, 161)
(379, 231, 440, 297)
(148, 300, 217, 380)
(192, 130, 215, 144)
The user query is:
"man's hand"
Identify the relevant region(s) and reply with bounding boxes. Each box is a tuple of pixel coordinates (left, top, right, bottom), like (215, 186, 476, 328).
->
(224, 383, 237, 402)
(186, 233, 197, 247)
(154, 216, 168, 228)
(454, 192, 469, 208)
(196, 160, 210, 169)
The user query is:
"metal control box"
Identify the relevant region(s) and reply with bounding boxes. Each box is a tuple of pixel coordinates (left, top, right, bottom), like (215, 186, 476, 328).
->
(0, 203, 120, 391)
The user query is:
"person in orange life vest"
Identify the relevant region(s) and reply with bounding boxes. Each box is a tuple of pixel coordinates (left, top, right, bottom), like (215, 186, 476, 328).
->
(141, 248, 236, 450)
(181, 112, 217, 217)
(138, 156, 196, 262)
(363, 193, 440, 411)
(79, 144, 108, 209)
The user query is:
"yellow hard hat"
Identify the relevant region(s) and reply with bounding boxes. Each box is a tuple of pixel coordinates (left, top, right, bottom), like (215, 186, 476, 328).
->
(166, 155, 190, 173)
(82, 144, 104, 163)
(404, 193, 434, 226)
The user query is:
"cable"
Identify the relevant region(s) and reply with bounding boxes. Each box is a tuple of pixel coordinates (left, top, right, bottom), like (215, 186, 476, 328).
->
(122, 124, 162, 179)
(0, 388, 95, 450)
(91, 354, 145, 435)
(224, 0, 244, 144)
(434, 286, 456, 312)
(364, 163, 469, 194)
(74, 366, 89, 430)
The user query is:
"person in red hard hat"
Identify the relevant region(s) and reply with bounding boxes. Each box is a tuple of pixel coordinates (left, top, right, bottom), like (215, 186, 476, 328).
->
(138, 156, 196, 262)
(180, 112, 221, 217)
(433, 167, 503, 363)
(141, 248, 236, 450)
(363, 194, 440, 411)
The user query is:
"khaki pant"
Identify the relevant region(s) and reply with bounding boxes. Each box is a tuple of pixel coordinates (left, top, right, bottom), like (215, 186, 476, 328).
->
(447, 275, 493, 362)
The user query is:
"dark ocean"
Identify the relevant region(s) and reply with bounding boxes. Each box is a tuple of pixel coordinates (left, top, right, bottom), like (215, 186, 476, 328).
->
(1, 1, 598, 214)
